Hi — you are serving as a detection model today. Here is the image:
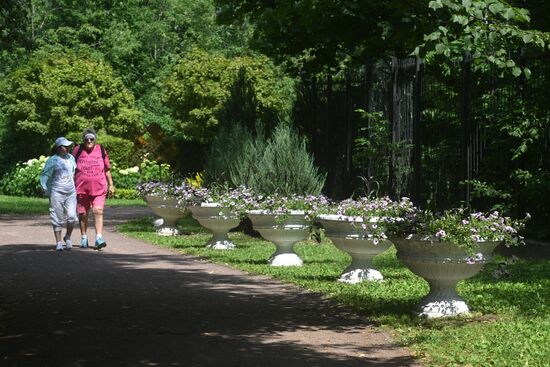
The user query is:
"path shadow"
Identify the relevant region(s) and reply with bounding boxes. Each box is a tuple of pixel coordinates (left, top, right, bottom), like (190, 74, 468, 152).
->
(0, 242, 419, 367)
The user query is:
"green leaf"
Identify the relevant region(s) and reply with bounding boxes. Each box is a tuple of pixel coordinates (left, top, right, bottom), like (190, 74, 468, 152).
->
(523, 67, 532, 79)
(512, 66, 522, 77)
(429, 0, 444, 10)
(435, 43, 446, 54)
(502, 8, 516, 20)
(522, 34, 533, 43)
(488, 3, 504, 14)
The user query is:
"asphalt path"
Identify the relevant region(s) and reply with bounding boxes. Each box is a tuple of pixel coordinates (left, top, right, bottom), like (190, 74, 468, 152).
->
(0, 206, 421, 367)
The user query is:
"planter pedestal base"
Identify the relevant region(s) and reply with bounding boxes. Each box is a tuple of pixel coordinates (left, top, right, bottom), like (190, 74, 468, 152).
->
(157, 226, 181, 236)
(269, 253, 303, 267)
(339, 267, 383, 283)
(416, 283, 470, 318)
(207, 238, 236, 250)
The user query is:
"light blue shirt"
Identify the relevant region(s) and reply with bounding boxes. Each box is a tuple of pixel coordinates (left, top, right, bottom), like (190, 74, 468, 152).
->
(40, 154, 77, 195)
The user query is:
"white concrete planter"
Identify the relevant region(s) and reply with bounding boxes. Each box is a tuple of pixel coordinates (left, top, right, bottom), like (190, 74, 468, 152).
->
(318, 214, 392, 283)
(144, 195, 189, 236)
(393, 236, 499, 318)
(247, 210, 309, 266)
(189, 203, 241, 250)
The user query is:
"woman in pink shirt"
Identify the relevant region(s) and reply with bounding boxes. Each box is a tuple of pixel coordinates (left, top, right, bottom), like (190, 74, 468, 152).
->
(73, 128, 115, 249)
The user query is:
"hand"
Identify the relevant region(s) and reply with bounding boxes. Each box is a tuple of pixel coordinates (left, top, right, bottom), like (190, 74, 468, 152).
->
(108, 185, 115, 198)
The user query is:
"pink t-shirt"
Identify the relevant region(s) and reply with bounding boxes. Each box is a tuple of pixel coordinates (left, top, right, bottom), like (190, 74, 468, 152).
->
(73, 144, 111, 196)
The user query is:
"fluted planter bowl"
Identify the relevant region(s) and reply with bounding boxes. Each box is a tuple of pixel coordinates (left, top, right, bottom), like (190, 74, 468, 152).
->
(393, 236, 500, 318)
(144, 195, 189, 236)
(189, 203, 241, 250)
(318, 214, 392, 283)
(247, 210, 309, 266)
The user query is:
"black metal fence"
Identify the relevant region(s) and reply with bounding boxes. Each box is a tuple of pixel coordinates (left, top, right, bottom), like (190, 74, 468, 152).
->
(294, 53, 550, 217)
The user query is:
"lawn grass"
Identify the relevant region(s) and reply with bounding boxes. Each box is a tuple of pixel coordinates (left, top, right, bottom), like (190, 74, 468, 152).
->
(0, 194, 145, 214)
(119, 215, 550, 367)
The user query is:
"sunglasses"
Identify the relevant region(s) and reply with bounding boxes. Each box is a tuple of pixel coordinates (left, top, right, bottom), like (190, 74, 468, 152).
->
(84, 138, 96, 142)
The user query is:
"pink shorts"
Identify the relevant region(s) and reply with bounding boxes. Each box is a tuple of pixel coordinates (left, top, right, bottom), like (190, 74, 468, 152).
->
(77, 193, 106, 214)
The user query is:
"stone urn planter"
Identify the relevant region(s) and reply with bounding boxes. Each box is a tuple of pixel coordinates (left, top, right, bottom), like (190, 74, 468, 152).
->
(318, 214, 392, 283)
(247, 210, 309, 266)
(392, 236, 500, 318)
(189, 203, 241, 250)
(144, 195, 189, 236)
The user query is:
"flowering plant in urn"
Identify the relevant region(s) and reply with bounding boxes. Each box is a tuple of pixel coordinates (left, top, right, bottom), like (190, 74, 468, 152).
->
(326, 196, 417, 244)
(136, 180, 192, 235)
(247, 193, 331, 266)
(187, 185, 255, 250)
(192, 185, 256, 219)
(250, 193, 332, 225)
(388, 208, 528, 258)
(317, 196, 416, 283)
(389, 208, 528, 318)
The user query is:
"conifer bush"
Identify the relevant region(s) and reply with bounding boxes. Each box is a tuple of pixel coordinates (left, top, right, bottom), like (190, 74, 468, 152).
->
(204, 122, 325, 196)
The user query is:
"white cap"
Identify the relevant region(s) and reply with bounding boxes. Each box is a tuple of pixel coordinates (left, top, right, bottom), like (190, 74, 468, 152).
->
(55, 137, 73, 147)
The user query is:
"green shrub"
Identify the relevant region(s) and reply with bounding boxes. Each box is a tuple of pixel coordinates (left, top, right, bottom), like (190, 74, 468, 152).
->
(0, 156, 47, 197)
(0, 155, 172, 197)
(163, 48, 295, 143)
(0, 48, 143, 168)
(204, 123, 267, 186)
(254, 123, 326, 195)
(112, 188, 139, 199)
(110, 158, 172, 190)
(204, 122, 325, 196)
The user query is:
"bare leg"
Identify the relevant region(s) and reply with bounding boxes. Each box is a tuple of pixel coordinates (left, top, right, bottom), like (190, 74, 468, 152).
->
(92, 207, 104, 236)
(54, 230, 62, 242)
(79, 212, 88, 236)
(65, 223, 74, 238)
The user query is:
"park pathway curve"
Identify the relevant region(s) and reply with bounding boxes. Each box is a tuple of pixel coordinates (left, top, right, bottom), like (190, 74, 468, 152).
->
(0, 206, 421, 367)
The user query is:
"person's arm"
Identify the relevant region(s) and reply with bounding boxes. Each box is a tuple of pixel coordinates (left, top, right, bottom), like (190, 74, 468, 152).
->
(102, 148, 115, 197)
(105, 169, 115, 197)
(40, 156, 55, 195)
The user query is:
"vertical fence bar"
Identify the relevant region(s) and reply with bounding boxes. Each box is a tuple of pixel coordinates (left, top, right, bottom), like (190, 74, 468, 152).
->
(412, 58, 423, 204)
(388, 57, 398, 198)
(461, 52, 472, 205)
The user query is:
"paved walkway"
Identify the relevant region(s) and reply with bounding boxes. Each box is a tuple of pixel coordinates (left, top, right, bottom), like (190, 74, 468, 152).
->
(0, 206, 421, 367)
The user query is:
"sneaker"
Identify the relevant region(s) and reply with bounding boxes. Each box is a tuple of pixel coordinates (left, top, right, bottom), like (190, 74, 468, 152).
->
(64, 237, 73, 250)
(56, 242, 64, 251)
(80, 238, 88, 248)
(95, 238, 107, 250)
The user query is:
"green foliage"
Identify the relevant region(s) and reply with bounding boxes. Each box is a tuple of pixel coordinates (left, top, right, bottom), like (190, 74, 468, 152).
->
(215, 0, 433, 71)
(353, 110, 411, 196)
(203, 123, 267, 186)
(205, 122, 325, 195)
(0, 154, 171, 197)
(420, 0, 550, 75)
(254, 123, 326, 195)
(163, 48, 295, 142)
(0, 156, 47, 197)
(0, 49, 143, 168)
(110, 158, 172, 190)
(112, 188, 139, 200)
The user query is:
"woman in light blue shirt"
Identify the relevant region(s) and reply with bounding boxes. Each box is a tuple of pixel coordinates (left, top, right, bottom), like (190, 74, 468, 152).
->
(40, 137, 78, 251)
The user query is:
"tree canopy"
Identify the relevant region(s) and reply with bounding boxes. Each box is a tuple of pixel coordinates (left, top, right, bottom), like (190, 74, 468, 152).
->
(0, 49, 142, 166)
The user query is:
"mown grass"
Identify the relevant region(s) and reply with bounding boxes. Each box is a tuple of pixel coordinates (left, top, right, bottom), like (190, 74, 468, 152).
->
(119, 215, 550, 367)
(0, 194, 145, 214)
